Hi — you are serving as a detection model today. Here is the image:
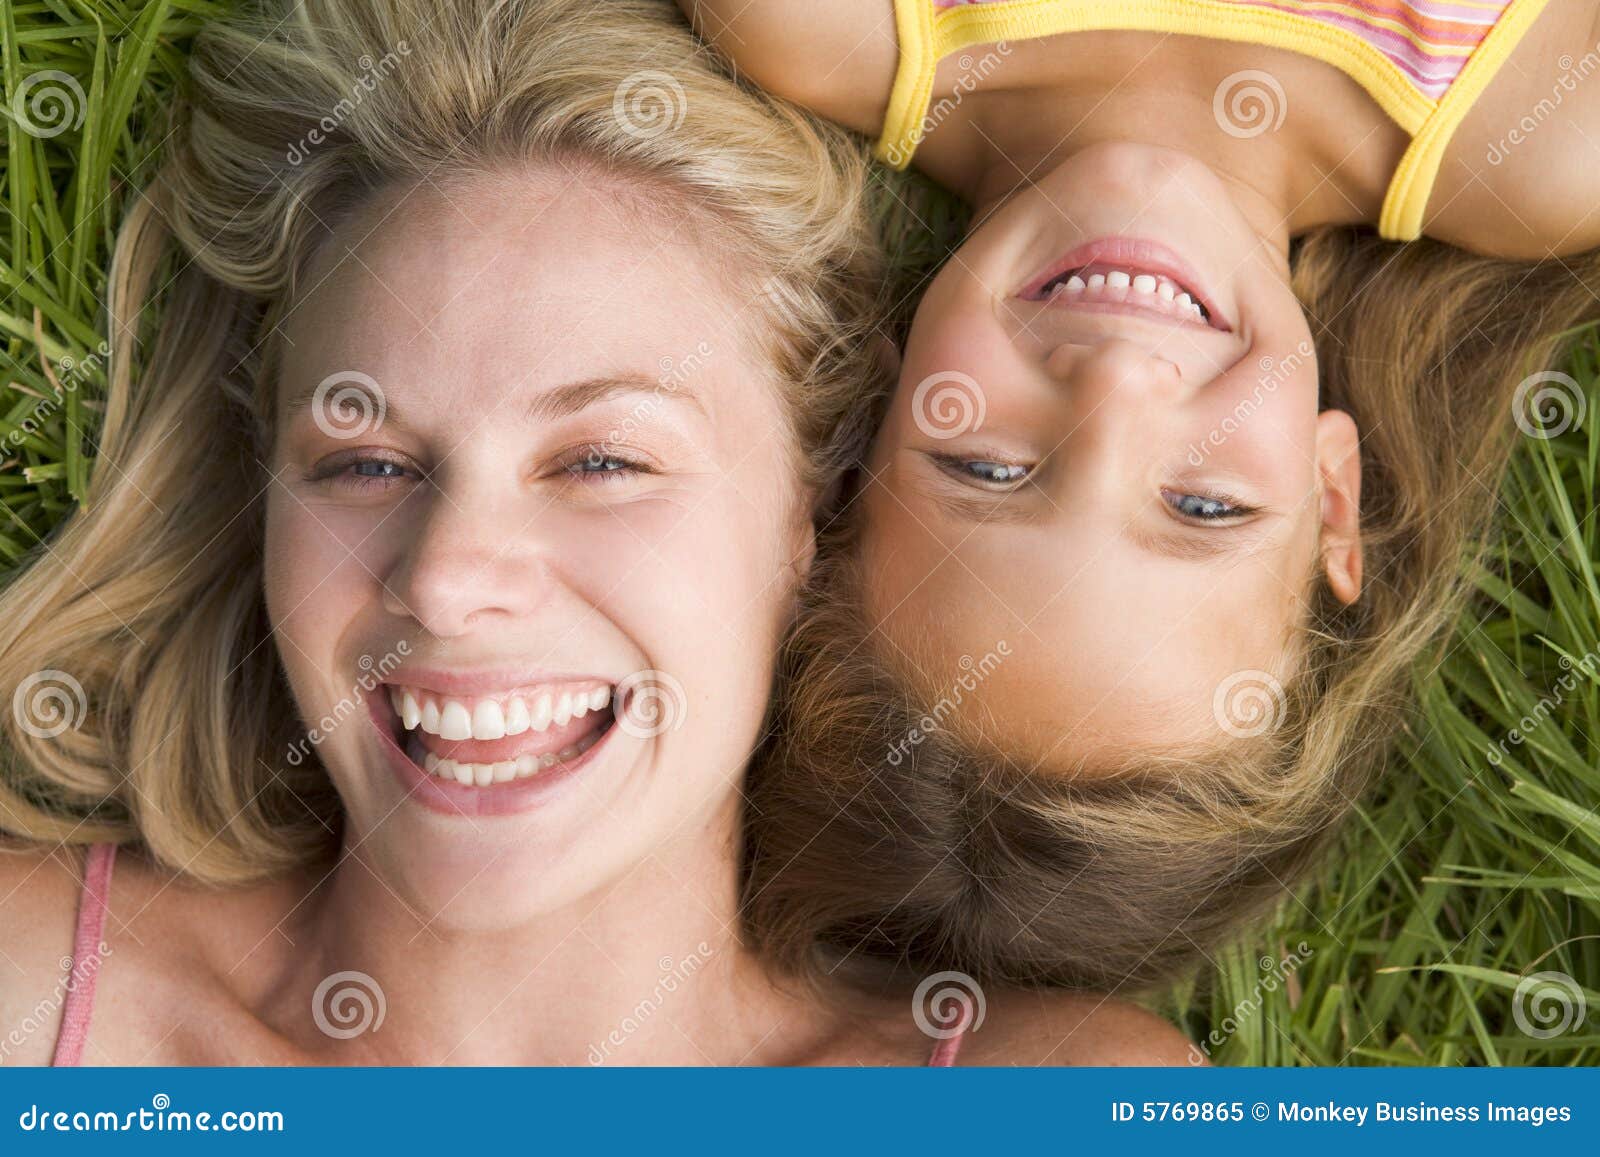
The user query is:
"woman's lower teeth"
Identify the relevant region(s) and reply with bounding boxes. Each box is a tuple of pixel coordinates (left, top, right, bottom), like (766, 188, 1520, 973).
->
(404, 728, 601, 786)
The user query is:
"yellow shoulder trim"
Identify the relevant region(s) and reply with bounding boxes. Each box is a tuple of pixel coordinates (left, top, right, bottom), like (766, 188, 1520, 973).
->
(1378, 0, 1552, 240)
(876, 0, 938, 168)
(875, 0, 1436, 170)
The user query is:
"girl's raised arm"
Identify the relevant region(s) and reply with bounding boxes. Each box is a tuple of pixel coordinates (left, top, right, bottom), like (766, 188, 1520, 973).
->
(675, 0, 899, 138)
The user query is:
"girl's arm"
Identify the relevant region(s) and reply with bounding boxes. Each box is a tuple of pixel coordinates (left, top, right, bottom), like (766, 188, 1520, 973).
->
(674, 0, 899, 139)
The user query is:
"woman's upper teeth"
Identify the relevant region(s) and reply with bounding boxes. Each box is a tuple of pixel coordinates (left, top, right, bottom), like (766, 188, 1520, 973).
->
(387, 684, 613, 740)
(1049, 267, 1205, 321)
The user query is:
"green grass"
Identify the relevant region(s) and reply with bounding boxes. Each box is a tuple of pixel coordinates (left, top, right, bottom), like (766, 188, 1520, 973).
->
(4, 1, 1597, 1065)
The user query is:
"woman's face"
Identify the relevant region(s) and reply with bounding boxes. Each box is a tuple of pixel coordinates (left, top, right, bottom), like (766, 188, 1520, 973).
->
(861, 143, 1363, 773)
(264, 168, 810, 927)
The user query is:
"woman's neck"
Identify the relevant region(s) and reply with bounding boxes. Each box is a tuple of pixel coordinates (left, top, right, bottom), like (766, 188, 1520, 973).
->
(264, 801, 824, 1065)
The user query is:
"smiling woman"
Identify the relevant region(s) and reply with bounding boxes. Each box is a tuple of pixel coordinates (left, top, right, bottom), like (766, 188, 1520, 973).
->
(0, 0, 1197, 1066)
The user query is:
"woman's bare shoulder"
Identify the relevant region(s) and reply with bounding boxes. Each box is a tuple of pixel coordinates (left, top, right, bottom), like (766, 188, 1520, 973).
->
(675, 0, 900, 139)
(962, 989, 1203, 1067)
(0, 842, 97, 1064)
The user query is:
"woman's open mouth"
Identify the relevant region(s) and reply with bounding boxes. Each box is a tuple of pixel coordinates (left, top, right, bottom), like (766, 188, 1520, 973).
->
(368, 677, 621, 815)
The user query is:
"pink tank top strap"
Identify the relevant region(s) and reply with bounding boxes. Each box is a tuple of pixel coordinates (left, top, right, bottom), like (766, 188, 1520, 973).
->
(51, 841, 118, 1067)
(925, 1004, 974, 1066)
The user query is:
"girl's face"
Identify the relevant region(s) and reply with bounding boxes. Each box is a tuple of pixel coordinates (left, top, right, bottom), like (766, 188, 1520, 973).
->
(264, 169, 811, 927)
(861, 142, 1363, 772)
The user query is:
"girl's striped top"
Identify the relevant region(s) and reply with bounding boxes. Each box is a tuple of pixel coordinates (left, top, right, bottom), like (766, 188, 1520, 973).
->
(878, 0, 1552, 239)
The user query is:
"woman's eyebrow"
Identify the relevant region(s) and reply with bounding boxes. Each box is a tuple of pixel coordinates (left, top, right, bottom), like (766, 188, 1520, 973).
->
(521, 374, 706, 424)
(283, 372, 706, 430)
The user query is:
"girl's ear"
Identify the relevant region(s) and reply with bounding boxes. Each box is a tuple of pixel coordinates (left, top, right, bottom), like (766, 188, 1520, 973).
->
(1315, 409, 1363, 604)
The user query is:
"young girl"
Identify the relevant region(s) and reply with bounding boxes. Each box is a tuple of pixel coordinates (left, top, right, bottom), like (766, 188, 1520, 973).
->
(0, 0, 1192, 1064)
(689, 2, 1600, 988)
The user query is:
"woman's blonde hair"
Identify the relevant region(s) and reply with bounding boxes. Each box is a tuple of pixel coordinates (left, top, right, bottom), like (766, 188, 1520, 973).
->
(0, 0, 886, 883)
(741, 228, 1600, 991)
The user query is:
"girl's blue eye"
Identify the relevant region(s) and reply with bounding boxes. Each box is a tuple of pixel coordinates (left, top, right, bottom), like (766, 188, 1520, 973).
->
(964, 461, 1028, 484)
(1166, 491, 1249, 520)
(935, 456, 1030, 487)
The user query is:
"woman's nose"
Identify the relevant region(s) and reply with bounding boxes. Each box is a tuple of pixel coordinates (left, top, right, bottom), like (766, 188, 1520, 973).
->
(380, 491, 558, 639)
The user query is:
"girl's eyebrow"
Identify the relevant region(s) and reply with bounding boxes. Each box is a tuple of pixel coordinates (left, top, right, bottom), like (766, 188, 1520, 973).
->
(283, 373, 706, 431)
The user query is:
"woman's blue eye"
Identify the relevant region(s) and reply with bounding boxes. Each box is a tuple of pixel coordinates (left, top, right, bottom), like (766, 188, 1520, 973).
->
(566, 449, 642, 481)
(1167, 491, 1248, 520)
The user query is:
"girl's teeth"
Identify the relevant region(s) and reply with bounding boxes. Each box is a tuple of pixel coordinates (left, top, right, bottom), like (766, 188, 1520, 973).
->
(1044, 268, 1207, 324)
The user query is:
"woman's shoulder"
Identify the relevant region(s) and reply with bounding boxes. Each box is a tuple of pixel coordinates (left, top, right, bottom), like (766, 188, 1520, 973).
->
(674, 0, 899, 139)
(962, 989, 1203, 1067)
(0, 842, 103, 1064)
(0, 840, 314, 1064)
